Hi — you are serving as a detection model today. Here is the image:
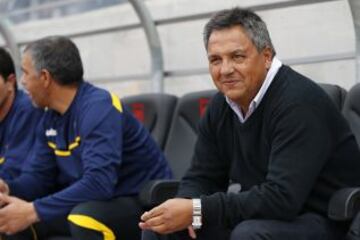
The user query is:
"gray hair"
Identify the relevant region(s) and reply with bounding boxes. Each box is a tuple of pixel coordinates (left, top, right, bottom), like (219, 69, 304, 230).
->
(24, 36, 84, 86)
(203, 7, 276, 56)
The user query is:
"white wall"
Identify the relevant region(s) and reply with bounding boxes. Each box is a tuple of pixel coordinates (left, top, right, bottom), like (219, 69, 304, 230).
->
(0, 0, 357, 96)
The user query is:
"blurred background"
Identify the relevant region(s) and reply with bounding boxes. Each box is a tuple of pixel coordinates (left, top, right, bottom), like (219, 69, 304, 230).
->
(0, 0, 358, 97)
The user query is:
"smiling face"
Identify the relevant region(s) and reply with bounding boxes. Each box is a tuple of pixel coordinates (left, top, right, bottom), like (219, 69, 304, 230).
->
(207, 25, 272, 110)
(21, 51, 49, 108)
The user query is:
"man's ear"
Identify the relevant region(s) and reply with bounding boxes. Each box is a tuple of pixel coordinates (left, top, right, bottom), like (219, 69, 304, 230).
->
(6, 73, 16, 87)
(40, 69, 52, 88)
(262, 47, 273, 70)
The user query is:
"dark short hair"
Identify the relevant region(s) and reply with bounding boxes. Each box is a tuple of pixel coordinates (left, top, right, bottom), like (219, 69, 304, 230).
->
(0, 47, 15, 80)
(24, 36, 84, 86)
(203, 7, 276, 56)
(0, 47, 17, 90)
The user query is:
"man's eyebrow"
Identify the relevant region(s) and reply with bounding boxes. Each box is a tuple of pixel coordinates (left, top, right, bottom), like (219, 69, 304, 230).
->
(207, 53, 219, 59)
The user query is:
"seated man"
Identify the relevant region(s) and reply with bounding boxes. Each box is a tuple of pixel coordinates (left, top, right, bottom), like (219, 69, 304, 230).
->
(0, 36, 172, 240)
(140, 7, 360, 240)
(0, 47, 42, 181)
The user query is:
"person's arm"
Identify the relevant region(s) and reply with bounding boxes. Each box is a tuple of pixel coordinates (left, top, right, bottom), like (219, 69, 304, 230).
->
(201, 104, 333, 228)
(7, 115, 58, 200)
(0, 107, 42, 181)
(33, 102, 124, 221)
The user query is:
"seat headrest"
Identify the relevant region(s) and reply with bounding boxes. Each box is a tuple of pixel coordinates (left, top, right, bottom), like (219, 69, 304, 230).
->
(318, 83, 347, 110)
(176, 90, 217, 133)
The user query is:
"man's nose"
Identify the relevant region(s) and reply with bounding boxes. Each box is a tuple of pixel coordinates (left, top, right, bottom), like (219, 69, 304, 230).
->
(220, 60, 234, 75)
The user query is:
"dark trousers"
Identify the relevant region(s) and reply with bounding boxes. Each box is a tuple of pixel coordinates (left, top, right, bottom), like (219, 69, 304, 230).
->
(0, 219, 70, 240)
(3, 196, 143, 240)
(142, 213, 349, 240)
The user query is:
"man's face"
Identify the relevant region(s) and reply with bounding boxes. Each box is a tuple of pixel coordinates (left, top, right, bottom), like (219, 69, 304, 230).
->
(21, 52, 48, 108)
(207, 25, 272, 108)
(0, 74, 14, 110)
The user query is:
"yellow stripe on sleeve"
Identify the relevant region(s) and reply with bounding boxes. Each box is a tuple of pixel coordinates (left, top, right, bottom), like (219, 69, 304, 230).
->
(110, 93, 123, 112)
(68, 214, 115, 240)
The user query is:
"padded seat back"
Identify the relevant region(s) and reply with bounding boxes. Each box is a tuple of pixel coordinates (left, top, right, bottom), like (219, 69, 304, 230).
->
(164, 90, 217, 179)
(122, 93, 178, 150)
(318, 83, 347, 110)
(342, 84, 360, 240)
(342, 83, 360, 148)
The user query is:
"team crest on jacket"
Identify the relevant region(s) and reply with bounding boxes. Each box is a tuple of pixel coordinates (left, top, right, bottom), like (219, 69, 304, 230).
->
(45, 128, 57, 137)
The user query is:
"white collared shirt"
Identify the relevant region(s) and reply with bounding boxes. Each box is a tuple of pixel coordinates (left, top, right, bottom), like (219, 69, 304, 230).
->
(226, 57, 282, 123)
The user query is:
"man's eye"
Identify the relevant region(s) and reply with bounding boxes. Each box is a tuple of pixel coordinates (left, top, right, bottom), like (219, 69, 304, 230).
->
(233, 54, 245, 60)
(209, 58, 221, 65)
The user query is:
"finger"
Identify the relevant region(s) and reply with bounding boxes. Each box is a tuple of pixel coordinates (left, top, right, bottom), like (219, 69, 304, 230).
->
(0, 180, 8, 195)
(138, 222, 150, 230)
(0, 216, 6, 226)
(0, 210, 7, 225)
(188, 226, 197, 239)
(141, 211, 150, 221)
(0, 205, 8, 219)
(0, 193, 10, 205)
(145, 215, 165, 227)
(142, 205, 164, 221)
(0, 223, 9, 233)
(0, 201, 13, 219)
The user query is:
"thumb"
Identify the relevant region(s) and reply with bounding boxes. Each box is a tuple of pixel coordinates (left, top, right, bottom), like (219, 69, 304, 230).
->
(0, 179, 9, 195)
(0, 193, 11, 205)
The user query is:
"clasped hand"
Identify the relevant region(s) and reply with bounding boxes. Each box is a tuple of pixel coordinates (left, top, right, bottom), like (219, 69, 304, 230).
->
(139, 198, 197, 238)
(0, 179, 39, 235)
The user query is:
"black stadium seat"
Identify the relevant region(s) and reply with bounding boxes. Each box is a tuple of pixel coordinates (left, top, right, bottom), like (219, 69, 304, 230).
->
(138, 90, 216, 207)
(318, 83, 347, 110)
(164, 89, 216, 179)
(343, 83, 360, 146)
(328, 83, 360, 240)
(122, 93, 178, 150)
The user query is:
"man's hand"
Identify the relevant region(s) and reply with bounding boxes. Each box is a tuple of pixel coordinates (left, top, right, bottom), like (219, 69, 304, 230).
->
(0, 179, 9, 195)
(0, 179, 10, 208)
(139, 198, 193, 236)
(0, 194, 39, 235)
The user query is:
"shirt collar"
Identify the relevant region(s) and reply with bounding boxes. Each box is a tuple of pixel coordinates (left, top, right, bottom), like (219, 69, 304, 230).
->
(225, 56, 282, 122)
(252, 56, 282, 107)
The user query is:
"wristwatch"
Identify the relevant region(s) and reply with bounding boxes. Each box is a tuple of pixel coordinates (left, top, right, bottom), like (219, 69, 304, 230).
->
(192, 198, 202, 230)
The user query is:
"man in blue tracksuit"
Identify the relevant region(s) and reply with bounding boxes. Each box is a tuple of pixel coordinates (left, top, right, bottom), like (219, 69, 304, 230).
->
(0, 47, 42, 181)
(0, 36, 172, 240)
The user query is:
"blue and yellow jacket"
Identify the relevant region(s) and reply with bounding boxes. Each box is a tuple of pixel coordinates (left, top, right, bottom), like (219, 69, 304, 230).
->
(0, 90, 42, 180)
(8, 82, 172, 221)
